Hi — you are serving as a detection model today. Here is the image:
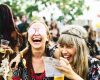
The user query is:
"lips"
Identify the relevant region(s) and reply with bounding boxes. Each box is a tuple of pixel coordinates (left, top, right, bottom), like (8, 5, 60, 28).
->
(63, 55, 71, 61)
(32, 38, 42, 42)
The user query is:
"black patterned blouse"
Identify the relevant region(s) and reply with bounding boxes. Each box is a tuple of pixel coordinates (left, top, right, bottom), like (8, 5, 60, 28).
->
(88, 56, 100, 80)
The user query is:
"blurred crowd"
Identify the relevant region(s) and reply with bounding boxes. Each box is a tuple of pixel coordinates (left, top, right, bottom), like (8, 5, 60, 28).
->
(0, 4, 100, 80)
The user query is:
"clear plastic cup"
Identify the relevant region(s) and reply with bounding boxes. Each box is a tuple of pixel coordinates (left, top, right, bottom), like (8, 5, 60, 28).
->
(43, 57, 62, 77)
(1, 39, 9, 46)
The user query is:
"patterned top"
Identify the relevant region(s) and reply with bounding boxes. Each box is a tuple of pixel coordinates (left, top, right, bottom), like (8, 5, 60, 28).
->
(12, 68, 54, 80)
(12, 59, 54, 80)
(12, 56, 100, 80)
(88, 56, 100, 80)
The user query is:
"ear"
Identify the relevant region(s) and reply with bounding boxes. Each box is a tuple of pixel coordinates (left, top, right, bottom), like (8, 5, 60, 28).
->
(46, 38, 49, 42)
(46, 38, 49, 44)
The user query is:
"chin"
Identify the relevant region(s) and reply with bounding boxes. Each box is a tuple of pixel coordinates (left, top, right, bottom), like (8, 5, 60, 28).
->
(32, 45, 42, 49)
(68, 59, 73, 64)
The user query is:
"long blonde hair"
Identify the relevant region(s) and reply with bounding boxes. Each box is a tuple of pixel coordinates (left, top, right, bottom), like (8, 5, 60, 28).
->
(58, 25, 89, 80)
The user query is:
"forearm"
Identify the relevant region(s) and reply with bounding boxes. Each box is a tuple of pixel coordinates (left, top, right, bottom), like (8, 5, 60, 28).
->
(64, 72, 84, 80)
(72, 74, 84, 80)
(19, 46, 28, 58)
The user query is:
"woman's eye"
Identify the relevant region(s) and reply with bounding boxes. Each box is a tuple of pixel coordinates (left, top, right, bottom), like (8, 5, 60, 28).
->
(59, 44, 64, 48)
(66, 45, 73, 48)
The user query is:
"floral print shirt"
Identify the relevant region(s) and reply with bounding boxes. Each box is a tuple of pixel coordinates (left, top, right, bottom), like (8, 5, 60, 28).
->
(88, 56, 100, 80)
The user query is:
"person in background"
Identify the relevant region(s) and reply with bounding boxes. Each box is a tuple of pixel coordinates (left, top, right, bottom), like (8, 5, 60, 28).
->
(0, 4, 22, 59)
(49, 20, 60, 43)
(0, 4, 22, 79)
(18, 14, 29, 50)
(55, 25, 100, 80)
(83, 25, 100, 59)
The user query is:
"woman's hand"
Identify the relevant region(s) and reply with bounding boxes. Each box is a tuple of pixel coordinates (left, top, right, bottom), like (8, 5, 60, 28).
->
(9, 46, 28, 69)
(9, 53, 21, 69)
(0, 45, 14, 54)
(56, 57, 83, 80)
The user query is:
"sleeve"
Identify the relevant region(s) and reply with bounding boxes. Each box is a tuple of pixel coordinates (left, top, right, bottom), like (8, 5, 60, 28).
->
(12, 59, 26, 80)
(88, 57, 100, 80)
(12, 69, 21, 80)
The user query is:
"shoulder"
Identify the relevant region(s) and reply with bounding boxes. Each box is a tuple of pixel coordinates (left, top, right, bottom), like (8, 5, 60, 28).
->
(88, 56, 100, 66)
(88, 56, 100, 79)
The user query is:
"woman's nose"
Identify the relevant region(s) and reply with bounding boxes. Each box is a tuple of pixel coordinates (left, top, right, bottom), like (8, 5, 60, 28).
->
(62, 46, 68, 52)
(34, 29, 40, 35)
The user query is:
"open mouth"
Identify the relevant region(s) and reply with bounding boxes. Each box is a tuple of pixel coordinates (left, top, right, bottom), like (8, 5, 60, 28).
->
(32, 38, 42, 42)
(64, 56, 70, 60)
(62, 53, 71, 61)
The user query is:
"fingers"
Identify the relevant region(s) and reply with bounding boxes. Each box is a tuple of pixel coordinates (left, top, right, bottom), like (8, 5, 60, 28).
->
(15, 61, 19, 69)
(9, 59, 15, 68)
(0, 45, 14, 54)
(1, 45, 10, 49)
(60, 57, 69, 65)
(9, 54, 21, 69)
(55, 66, 67, 72)
(55, 57, 71, 72)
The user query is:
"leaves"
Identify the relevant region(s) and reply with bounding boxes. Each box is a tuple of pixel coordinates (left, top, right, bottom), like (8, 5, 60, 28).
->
(0, 0, 84, 24)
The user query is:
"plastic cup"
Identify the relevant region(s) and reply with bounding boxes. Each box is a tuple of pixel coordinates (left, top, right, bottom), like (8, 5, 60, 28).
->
(1, 39, 9, 46)
(54, 74, 64, 80)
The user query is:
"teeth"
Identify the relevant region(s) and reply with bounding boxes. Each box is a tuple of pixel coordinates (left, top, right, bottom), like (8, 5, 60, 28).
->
(33, 39, 41, 40)
(32, 38, 42, 42)
(64, 56, 69, 57)
(64, 56, 70, 58)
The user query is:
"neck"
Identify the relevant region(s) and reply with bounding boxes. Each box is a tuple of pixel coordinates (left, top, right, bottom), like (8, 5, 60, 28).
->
(32, 56, 43, 61)
(31, 47, 45, 58)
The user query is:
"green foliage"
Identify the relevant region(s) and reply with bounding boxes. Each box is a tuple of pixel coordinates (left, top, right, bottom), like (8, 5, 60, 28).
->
(0, 0, 84, 24)
(2, 0, 23, 16)
(57, 0, 84, 24)
(26, 5, 38, 18)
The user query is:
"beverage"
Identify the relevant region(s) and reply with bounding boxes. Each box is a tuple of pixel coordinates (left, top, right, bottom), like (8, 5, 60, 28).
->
(54, 74, 64, 80)
(43, 57, 62, 77)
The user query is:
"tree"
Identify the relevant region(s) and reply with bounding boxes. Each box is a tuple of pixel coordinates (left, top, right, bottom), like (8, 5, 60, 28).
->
(0, 0, 84, 24)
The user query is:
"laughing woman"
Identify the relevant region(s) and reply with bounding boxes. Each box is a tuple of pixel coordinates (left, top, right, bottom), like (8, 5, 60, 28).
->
(55, 25, 100, 80)
(12, 20, 55, 80)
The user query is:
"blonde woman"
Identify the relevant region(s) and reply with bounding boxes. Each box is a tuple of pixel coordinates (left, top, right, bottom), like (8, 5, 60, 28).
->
(55, 25, 100, 80)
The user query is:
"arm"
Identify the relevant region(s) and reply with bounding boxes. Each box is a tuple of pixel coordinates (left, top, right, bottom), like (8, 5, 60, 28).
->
(56, 57, 84, 80)
(9, 46, 28, 68)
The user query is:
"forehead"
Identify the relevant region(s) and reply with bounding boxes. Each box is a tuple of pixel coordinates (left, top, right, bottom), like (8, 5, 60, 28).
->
(58, 34, 75, 45)
(30, 22, 46, 29)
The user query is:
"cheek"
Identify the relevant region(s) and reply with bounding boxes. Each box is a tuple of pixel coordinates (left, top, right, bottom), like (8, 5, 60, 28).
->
(28, 34, 32, 43)
(43, 34, 48, 42)
(71, 48, 76, 56)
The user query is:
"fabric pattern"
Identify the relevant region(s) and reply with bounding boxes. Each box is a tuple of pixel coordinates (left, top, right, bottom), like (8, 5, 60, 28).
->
(88, 57, 100, 80)
(12, 57, 100, 80)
